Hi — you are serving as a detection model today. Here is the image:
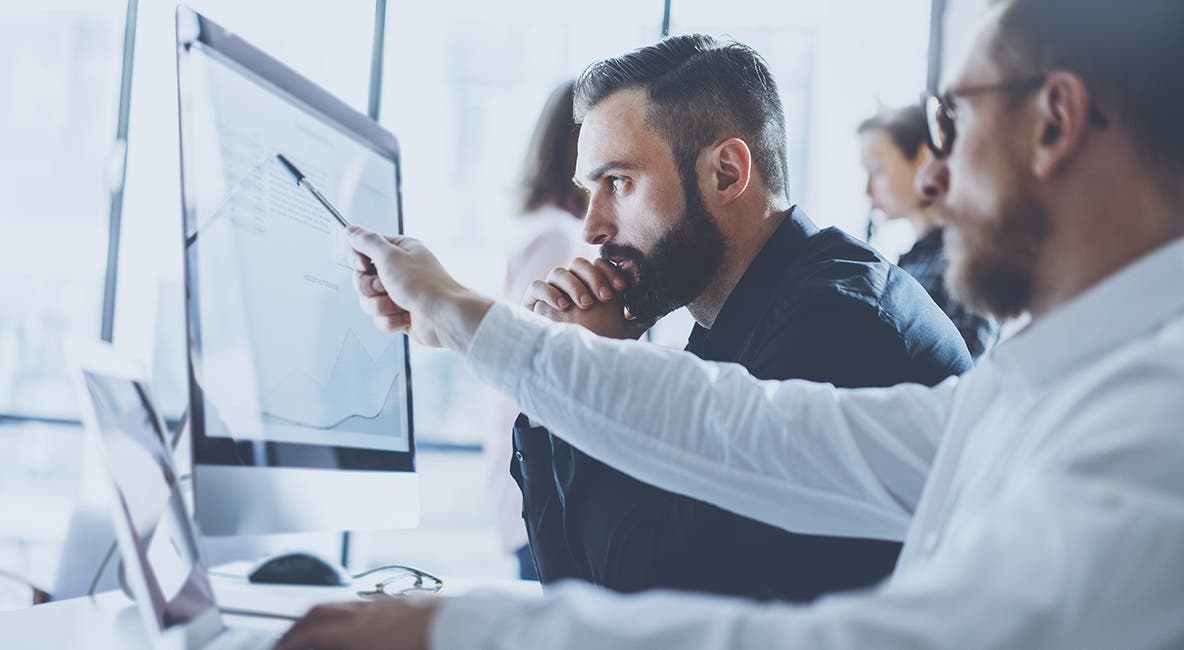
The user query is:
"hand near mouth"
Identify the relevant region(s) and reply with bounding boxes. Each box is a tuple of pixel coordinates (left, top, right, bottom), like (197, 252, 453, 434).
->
(522, 256, 651, 340)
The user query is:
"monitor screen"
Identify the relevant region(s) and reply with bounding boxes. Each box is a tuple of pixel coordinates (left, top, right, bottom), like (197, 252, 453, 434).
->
(82, 370, 217, 632)
(179, 28, 412, 472)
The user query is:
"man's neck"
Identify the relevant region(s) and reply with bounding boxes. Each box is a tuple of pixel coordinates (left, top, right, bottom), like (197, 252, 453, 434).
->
(1028, 183, 1184, 321)
(687, 205, 791, 329)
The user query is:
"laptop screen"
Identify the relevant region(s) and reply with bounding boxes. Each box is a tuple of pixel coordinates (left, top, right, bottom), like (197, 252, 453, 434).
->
(82, 370, 217, 632)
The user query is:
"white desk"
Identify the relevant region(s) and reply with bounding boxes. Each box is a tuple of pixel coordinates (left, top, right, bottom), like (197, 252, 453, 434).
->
(0, 574, 541, 648)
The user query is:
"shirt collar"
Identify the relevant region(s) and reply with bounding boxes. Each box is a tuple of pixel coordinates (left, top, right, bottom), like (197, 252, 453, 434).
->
(687, 206, 819, 358)
(990, 236, 1184, 389)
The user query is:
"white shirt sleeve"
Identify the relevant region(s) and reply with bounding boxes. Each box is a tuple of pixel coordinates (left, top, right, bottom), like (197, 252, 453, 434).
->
(431, 348, 1184, 649)
(465, 302, 956, 541)
(432, 455, 1184, 650)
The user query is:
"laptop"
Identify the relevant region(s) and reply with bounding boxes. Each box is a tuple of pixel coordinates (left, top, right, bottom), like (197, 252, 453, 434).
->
(73, 343, 282, 650)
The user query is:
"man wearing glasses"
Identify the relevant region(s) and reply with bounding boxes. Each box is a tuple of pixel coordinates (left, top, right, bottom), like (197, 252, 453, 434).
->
(278, 0, 1184, 647)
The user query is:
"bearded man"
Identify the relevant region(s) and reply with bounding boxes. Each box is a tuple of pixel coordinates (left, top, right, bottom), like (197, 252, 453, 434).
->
(278, 1, 1184, 647)
(507, 35, 971, 602)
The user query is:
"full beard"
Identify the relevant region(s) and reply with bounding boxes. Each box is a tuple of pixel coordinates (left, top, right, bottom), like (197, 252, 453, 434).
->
(599, 180, 726, 322)
(945, 192, 1051, 320)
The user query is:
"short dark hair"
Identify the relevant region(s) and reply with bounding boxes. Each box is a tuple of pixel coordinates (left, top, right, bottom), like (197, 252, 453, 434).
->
(857, 105, 929, 161)
(991, 0, 1184, 179)
(574, 34, 790, 201)
(520, 80, 587, 217)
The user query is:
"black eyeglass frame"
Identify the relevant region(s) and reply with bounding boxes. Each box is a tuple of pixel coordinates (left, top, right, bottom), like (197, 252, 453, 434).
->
(924, 74, 1109, 159)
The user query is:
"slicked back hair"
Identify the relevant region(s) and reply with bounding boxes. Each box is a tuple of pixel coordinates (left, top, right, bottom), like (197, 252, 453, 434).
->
(574, 34, 791, 202)
(991, 0, 1184, 185)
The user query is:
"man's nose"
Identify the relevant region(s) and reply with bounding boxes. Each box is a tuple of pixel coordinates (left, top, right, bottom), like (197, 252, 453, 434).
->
(582, 196, 616, 246)
(915, 155, 949, 204)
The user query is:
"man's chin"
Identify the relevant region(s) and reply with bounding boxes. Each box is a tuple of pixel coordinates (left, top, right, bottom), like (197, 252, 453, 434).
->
(947, 254, 1032, 321)
(620, 285, 680, 323)
(943, 193, 1049, 321)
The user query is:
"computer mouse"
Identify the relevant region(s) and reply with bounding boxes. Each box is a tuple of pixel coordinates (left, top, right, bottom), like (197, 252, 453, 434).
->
(246, 550, 352, 587)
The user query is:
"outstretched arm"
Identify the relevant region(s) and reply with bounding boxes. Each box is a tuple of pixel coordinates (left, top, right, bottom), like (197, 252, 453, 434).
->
(348, 227, 952, 540)
(279, 362, 1184, 650)
(467, 302, 950, 540)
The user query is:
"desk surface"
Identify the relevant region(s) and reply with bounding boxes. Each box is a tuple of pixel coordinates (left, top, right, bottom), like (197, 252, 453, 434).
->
(0, 574, 541, 648)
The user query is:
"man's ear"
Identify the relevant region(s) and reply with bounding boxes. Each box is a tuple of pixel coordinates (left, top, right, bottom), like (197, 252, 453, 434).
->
(703, 138, 752, 205)
(1031, 71, 1094, 179)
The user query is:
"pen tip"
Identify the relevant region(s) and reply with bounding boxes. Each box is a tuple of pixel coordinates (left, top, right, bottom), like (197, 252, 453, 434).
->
(275, 153, 302, 182)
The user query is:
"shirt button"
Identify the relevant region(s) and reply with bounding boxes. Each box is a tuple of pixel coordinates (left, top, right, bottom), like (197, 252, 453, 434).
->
(923, 532, 940, 552)
(515, 451, 525, 463)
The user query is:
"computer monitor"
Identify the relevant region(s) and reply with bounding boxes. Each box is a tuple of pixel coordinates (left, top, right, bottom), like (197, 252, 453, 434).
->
(175, 7, 417, 537)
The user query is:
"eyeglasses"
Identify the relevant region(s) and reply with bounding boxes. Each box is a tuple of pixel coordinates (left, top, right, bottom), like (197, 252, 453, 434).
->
(923, 74, 1109, 159)
(351, 564, 443, 598)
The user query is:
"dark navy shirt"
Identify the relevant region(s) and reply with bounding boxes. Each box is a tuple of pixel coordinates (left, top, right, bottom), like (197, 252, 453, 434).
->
(510, 207, 972, 602)
(897, 227, 1001, 360)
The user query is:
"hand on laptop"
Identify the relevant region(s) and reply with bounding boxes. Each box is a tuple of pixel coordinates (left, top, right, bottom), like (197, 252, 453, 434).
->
(348, 226, 492, 353)
(274, 597, 438, 650)
(522, 257, 651, 340)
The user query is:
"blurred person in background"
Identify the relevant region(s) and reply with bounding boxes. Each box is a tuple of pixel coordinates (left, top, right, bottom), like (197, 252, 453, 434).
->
(483, 79, 593, 580)
(859, 105, 1000, 359)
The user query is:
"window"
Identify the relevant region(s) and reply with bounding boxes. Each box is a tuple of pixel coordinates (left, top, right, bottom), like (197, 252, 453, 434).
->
(0, 1, 124, 419)
(379, 0, 666, 444)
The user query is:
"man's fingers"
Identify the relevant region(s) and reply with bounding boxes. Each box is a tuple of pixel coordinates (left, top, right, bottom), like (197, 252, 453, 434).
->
(526, 280, 572, 311)
(274, 620, 344, 650)
(374, 313, 410, 333)
(351, 250, 372, 274)
(570, 257, 615, 302)
(532, 301, 559, 320)
(596, 257, 630, 291)
(354, 270, 386, 298)
(545, 267, 595, 309)
(348, 225, 414, 264)
(372, 297, 408, 317)
(347, 225, 390, 256)
(274, 604, 352, 650)
(357, 292, 406, 318)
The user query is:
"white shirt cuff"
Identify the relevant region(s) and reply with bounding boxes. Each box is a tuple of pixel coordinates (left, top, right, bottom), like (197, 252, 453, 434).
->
(430, 589, 543, 650)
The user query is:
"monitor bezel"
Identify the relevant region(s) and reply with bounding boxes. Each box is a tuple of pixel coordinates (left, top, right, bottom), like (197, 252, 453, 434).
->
(175, 6, 415, 476)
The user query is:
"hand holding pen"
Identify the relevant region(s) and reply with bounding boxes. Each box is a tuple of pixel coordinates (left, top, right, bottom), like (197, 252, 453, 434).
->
(277, 153, 378, 275)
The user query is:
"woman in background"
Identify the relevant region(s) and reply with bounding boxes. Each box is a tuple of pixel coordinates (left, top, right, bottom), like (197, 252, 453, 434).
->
(858, 105, 1000, 360)
(484, 80, 592, 580)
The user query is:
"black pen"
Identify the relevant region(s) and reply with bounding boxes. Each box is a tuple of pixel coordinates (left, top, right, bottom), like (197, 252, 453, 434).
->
(276, 153, 376, 274)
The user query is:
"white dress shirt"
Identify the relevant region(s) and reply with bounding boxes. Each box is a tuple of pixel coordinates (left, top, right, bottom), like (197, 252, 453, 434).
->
(433, 238, 1184, 649)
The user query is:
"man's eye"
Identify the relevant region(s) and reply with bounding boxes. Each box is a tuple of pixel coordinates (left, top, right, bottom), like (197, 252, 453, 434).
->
(609, 177, 626, 192)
